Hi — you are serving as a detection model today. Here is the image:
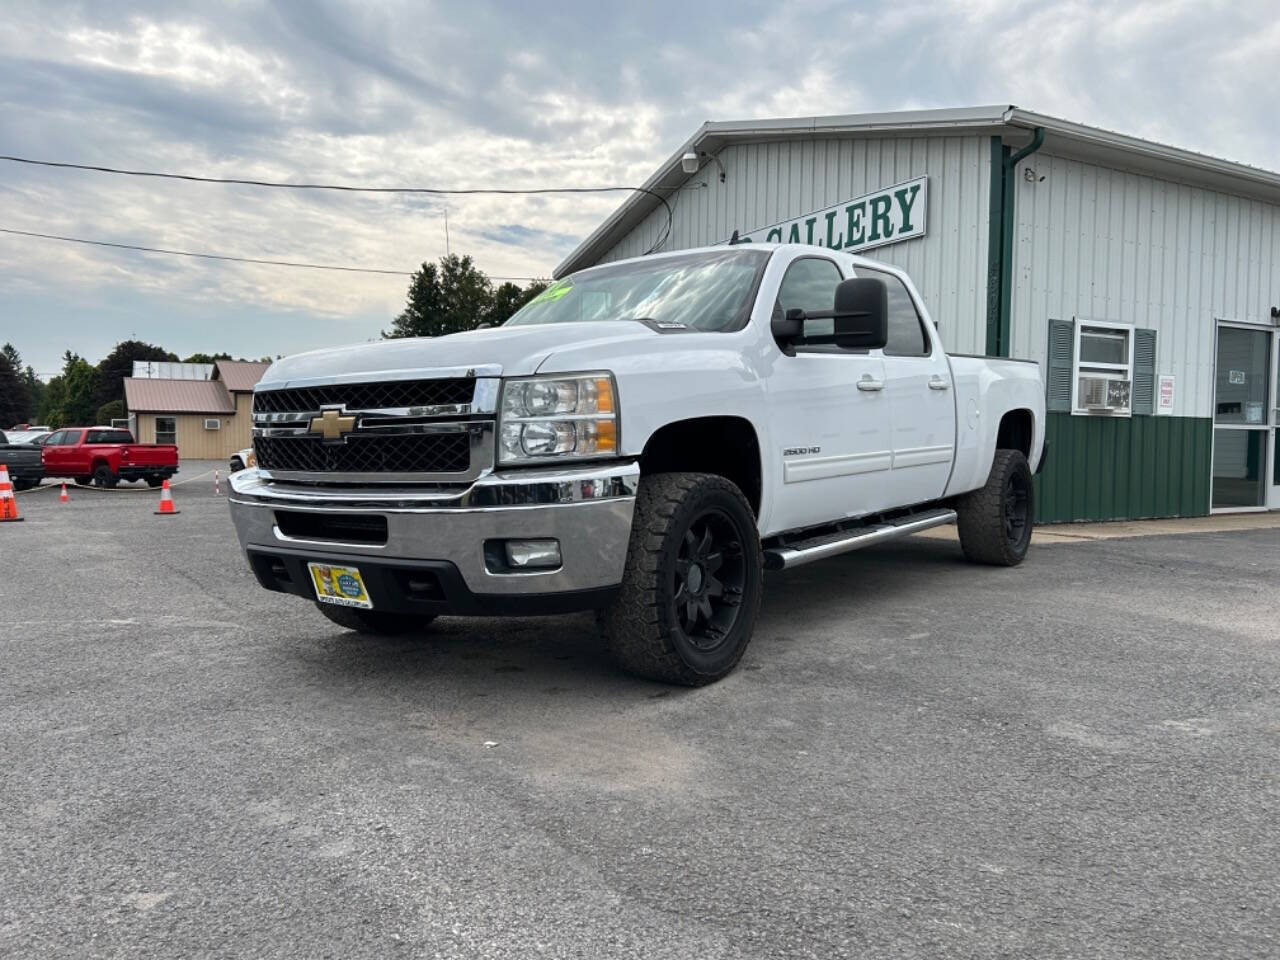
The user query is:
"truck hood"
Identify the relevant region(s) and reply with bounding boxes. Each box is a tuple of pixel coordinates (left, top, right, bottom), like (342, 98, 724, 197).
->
(257, 322, 666, 388)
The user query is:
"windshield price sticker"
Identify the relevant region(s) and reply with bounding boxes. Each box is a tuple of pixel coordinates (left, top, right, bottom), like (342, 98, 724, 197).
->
(531, 280, 573, 304)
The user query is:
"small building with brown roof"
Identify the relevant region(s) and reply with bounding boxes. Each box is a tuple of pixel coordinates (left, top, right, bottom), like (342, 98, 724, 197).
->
(123, 360, 270, 460)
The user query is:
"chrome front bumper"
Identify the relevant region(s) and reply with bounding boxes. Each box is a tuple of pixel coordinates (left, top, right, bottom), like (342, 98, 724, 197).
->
(227, 461, 639, 605)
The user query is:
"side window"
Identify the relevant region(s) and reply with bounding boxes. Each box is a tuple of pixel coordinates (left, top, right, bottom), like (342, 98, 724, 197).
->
(775, 257, 844, 350)
(858, 268, 930, 357)
(155, 417, 177, 446)
(59, 431, 80, 445)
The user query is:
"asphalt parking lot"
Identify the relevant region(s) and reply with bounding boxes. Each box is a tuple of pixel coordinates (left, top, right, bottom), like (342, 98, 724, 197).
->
(3, 470, 1278, 959)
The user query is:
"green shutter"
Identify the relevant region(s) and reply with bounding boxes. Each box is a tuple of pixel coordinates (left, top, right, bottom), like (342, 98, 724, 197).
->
(1132, 328, 1157, 415)
(1046, 318, 1074, 412)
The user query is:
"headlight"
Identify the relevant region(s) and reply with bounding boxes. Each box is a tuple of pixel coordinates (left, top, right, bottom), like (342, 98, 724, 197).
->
(499, 373, 618, 464)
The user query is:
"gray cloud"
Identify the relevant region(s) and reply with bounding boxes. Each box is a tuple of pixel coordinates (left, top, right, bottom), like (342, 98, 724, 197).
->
(1, 0, 1277, 374)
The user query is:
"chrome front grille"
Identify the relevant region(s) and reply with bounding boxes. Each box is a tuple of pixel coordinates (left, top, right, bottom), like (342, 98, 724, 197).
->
(253, 378, 475, 414)
(251, 375, 499, 483)
(255, 432, 472, 475)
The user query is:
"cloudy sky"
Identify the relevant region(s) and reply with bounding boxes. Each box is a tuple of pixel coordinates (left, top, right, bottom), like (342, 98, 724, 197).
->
(1, 0, 1277, 376)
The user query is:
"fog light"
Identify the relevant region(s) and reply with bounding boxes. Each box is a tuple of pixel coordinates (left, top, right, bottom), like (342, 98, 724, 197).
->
(504, 539, 562, 569)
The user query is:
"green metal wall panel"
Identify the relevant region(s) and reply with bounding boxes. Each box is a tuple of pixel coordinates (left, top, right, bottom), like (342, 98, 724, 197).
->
(1034, 414, 1212, 523)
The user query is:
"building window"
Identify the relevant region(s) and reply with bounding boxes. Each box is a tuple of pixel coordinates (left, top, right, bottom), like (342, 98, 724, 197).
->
(1072, 319, 1134, 415)
(156, 416, 177, 445)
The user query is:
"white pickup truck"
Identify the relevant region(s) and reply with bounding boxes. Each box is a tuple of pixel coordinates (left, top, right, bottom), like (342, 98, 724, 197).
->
(229, 244, 1045, 685)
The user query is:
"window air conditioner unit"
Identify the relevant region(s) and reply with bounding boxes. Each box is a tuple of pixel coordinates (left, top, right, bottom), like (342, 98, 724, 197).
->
(204, 418, 221, 430)
(1078, 375, 1131, 413)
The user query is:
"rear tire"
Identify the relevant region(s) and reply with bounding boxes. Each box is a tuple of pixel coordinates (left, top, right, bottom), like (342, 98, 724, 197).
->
(12, 479, 33, 492)
(956, 449, 1034, 566)
(92, 464, 118, 488)
(314, 603, 437, 636)
(75, 476, 92, 486)
(599, 472, 763, 686)
(146, 477, 164, 488)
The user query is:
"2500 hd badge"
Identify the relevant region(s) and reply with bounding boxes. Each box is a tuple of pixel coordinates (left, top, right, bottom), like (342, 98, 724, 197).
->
(230, 243, 1044, 686)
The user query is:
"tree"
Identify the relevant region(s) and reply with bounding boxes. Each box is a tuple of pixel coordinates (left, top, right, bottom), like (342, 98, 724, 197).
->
(0, 348, 29, 427)
(96, 400, 126, 425)
(384, 254, 495, 339)
(58, 351, 99, 426)
(182, 352, 233, 364)
(485, 279, 549, 326)
(38, 376, 66, 428)
(22, 366, 44, 420)
(0, 343, 33, 425)
(94, 340, 178, 410)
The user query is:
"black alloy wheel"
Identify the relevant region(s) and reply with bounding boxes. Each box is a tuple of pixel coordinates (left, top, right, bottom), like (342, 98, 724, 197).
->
(956, 448, 1034, 566)
(1003, 468, 1032, 552)
(600, 472, 763, 685)
(671, 509, 748, 652)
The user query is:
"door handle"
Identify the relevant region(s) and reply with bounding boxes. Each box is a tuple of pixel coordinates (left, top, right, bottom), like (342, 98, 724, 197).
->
(928, 376, 951, 391)
(856, 374, 884, 392)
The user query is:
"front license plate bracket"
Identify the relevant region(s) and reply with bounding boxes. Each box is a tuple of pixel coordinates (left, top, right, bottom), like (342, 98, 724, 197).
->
(307, 562, 373, 609)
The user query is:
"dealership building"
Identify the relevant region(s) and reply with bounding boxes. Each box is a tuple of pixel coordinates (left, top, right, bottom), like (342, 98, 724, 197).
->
(556, 105, 1280, 520)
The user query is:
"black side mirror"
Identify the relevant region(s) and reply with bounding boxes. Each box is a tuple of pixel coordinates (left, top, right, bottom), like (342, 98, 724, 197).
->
(831, 277, 888, 350)
(770, 307, 806, 343)
(771, 278, 889, 352)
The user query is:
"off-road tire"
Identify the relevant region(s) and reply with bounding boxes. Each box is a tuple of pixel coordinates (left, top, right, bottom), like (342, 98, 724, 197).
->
(956, 449, 1034, 566)
(12, 478, 33, 492)
(92, 464, 118, 488)
(600, 472, 763, 686)
(146, 476, 164, 488)
(314, 603, 437, 636)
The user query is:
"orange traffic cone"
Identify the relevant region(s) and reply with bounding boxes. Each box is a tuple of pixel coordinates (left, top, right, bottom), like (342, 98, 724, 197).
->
(154, 478, 180, 516)
(0, 464, 22, 522)
(59, 482, 69, 503)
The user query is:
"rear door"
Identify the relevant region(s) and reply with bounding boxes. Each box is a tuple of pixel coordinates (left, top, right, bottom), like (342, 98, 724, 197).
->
(763, 254, 895, 532)
(856, 266, 956, 506)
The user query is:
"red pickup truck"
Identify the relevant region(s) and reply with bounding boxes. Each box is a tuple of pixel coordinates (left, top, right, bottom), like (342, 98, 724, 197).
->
(40, 427, 179, 488)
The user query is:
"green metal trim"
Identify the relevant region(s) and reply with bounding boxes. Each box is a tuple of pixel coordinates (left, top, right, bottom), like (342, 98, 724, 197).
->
(984, 137, 1005, 357)
(985, 129, 1045, 358)
(1033, 413, 1212, 523)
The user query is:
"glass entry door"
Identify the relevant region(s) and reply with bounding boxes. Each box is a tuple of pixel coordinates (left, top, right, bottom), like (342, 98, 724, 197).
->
(1272, 333, 1280, 509)
(1212, 324, 1274, 511)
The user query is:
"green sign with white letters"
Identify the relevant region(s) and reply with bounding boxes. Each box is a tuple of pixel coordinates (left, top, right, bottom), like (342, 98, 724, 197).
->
(739, 176, 927, 253)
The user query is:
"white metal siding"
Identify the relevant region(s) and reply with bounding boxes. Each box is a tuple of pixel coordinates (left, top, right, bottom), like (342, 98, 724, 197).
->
(1010, 152, 1280, 418)
(597, 135, 993, 355)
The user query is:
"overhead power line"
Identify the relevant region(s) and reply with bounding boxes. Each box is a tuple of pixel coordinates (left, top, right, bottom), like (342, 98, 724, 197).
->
(0, 154, 675, 253)
(0, 227, 541, 280)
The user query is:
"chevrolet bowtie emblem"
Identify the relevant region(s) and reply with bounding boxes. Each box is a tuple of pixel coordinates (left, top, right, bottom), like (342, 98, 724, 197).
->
(309, 408, 356, 441)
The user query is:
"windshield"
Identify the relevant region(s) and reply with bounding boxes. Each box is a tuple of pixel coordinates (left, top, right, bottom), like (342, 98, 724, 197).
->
(505, 249, 769, 332)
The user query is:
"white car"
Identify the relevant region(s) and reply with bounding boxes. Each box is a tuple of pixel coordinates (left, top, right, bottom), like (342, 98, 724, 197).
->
(229, 447, 256, 472)
(229, 244, 1045, 685)
(6, 429, 50, 445)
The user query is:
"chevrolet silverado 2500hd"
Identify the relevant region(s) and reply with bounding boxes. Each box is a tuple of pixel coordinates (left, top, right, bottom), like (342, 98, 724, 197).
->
(229, 244, 1045, 685)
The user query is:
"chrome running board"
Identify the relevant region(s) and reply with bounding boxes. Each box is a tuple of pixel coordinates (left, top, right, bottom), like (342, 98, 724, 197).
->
(763, 508, 957, 571)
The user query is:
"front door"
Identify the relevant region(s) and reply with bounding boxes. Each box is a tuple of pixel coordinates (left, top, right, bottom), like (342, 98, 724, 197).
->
(856, 265, 956, 507)
(763, 255, 896, 532)
(1211, 323, 1274, 511)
